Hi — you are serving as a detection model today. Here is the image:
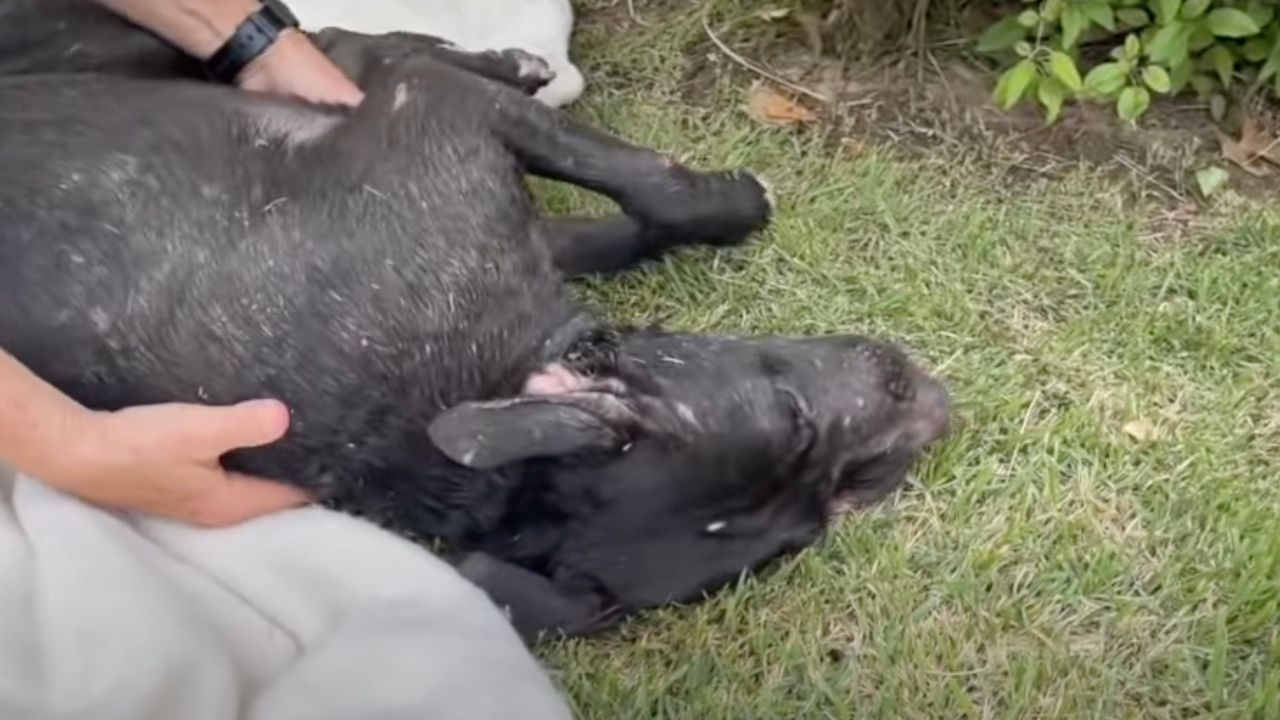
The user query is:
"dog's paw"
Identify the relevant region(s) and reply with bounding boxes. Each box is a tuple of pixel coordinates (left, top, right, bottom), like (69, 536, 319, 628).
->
(500, 49, 556, 95)
(635, 166, 774, 249)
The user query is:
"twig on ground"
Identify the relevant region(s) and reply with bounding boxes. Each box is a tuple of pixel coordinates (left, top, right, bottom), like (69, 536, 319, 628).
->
(1248, 135, 1280, 165)
(701, 14, 829, 103)
(626, 0, 650, 27)
(927, 50, 958, 117)
(1114, 153, 1185, 202)
(911, 0, 930, 83)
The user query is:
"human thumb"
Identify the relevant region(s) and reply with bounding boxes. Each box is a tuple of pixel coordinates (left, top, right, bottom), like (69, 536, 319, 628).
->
(181, 467, 313, 528)
(175, 398, 292, 458)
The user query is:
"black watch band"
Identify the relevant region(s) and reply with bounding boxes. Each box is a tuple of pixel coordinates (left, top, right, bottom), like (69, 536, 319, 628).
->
(203, 0, 301, 84)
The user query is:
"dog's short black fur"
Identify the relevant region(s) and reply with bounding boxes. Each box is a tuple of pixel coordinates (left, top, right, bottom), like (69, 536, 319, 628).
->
(0, 0, 950, 640)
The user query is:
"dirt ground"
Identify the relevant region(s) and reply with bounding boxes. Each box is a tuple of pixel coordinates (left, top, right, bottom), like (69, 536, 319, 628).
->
(580, 0, 1278, 210)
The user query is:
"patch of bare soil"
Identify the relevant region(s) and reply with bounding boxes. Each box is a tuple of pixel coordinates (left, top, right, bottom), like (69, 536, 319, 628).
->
(714, 34, 1278, 203)
(572, 2, 1279, 212)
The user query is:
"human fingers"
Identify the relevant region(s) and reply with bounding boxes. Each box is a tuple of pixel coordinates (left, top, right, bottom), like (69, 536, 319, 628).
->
(170, 468, 313, 528)
(238, 30, 364, 107)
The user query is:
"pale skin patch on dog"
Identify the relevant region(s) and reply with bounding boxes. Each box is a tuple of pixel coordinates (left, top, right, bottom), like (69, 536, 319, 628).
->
(393, 82, 409, 111)
(242, 104, 343, 150)
(523, 363, 587, 395)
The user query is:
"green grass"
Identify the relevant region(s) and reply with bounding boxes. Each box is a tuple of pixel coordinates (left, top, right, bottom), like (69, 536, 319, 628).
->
(532, 3, 1280, 717)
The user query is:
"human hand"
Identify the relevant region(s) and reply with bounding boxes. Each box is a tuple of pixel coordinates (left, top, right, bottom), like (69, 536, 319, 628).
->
(40, 399, 312, 527)
(237, 29, 365, 107)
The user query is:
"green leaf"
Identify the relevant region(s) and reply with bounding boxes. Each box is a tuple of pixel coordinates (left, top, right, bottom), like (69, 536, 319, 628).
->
(1155, 0, 1182, 25)
(1180, 0, 1211, 21)
(1205, 8, 1261, 38)
(1205, 45, 1236, 87)
(1259, 38, 1280, 84)
(1170, 56, 1194, 93)
(994, 59, 1038, 109)
(1084, 62, 1130, 95)
(1117, 85, 1152, 121)
(1189, 24, 1216, 52)
(1210, 91, 1228, 120)
(1038, 76, 1067, 123)
(1083, 0, 1116, 31)
(1195, 165, 1230, 197)
(1125, 33, 1142, 60)
(1190, 72, 1219, 97)
(1117, 8, 1151, 27)
(1048, 51, 1085, 91)
(1015, 40, 1035, 57)
(1242, 37, 1270, 63)
(1143, 65, 1173, 93)
(1147, 22, 1191, 65)
(978, 15, 1028, 53)
(1062, 5, 1090, 48)
(1246, 0, 1275, 29)
(1017, 9, 1040, 28)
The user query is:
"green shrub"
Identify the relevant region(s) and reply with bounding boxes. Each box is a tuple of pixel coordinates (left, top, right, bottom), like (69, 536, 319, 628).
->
(977, 0, 1280, 122)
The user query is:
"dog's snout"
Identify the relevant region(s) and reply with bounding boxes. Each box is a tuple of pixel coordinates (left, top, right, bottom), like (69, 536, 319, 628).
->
(907, 373, 950, 447)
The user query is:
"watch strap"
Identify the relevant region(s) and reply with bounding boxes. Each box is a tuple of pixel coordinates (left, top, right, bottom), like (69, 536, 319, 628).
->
(203, 0, 300, 84)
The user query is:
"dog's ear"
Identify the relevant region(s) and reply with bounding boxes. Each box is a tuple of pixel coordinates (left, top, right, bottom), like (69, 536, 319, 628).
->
(428, 392, 635, 469)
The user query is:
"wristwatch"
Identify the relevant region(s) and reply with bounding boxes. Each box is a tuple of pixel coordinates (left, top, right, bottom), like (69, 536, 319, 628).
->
(203, 0, 301, 84)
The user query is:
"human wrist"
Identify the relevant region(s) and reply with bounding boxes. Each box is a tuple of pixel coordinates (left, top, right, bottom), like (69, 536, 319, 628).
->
(23, 407, 107, 492)
(177, 0, 262, 60)
(1, 398, 96, 488)
(235, 27, 306, 89)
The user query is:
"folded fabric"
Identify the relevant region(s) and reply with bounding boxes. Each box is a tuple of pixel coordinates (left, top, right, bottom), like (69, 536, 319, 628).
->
(290, 0, 585, 107)
(0, 466, 573, 720)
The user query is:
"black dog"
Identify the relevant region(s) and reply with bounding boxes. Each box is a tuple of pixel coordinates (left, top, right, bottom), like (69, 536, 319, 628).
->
(0, 0, 950, 640)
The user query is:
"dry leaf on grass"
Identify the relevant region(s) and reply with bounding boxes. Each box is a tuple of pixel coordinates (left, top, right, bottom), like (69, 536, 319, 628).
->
(1218, 115, 1280, 176)
(1122, 419, 1159, 443)
(745, 81, 818, 127)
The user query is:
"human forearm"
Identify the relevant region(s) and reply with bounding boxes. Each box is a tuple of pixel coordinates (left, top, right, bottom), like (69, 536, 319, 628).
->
(92, 0, 364, 107)
(0, 348, 85, 479)
(93, 0, 261, 59)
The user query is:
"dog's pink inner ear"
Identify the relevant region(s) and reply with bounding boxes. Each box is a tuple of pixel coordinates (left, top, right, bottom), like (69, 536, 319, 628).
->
(522, 363, 592, 395)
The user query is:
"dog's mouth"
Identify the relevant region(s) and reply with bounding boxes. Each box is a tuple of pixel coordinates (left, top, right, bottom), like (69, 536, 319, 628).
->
(827, 446, 920, 517)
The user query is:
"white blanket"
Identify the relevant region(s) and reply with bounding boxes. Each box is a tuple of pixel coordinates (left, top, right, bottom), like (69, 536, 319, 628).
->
(0, 467, 573, 720)
(292, 0, 584, 107)
(0, 3, 585, 718)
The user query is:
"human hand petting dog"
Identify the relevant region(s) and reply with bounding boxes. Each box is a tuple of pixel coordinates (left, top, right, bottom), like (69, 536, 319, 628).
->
(94, 0, 364, 107)
(237, 28, 365, 106)
(2, 0, 354, 526)
(0, 349, 310, 526)
(49, 400, 311, 527)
